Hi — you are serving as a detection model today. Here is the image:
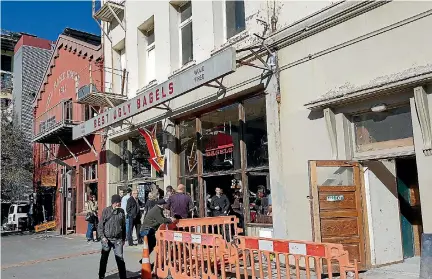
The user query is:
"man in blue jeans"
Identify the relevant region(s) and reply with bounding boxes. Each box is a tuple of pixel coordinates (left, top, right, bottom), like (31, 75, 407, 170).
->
(139, 199, 174, 258)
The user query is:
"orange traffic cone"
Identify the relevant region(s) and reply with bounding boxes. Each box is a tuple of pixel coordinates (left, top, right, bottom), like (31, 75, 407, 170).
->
(141, 236, 152, 279)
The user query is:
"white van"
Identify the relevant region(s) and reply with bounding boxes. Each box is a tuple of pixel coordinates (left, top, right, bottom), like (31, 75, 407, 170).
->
(5, 203, 29, 231)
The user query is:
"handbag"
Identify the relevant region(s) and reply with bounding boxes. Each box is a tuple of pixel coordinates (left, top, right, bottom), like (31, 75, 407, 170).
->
(85, 212, 94, 222)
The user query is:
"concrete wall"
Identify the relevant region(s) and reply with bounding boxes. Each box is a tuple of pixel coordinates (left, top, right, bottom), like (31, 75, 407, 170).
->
(364, 160, 403, 266)
(277, 1, 432, 242)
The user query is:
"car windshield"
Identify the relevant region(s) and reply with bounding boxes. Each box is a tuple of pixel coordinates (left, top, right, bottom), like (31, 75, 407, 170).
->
(17, 205, 29, 213)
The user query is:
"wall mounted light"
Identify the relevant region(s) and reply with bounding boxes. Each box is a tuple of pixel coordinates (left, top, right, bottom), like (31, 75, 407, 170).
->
(371, 103, 387, 113)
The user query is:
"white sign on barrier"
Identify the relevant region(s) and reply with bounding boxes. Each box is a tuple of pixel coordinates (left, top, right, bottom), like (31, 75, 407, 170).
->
(72, 47, 236, 140)
(191, 234, 202, 244)
(289, 243, 307, 255)
(174, 232, 183, 242)
(258, 239, 274, 252)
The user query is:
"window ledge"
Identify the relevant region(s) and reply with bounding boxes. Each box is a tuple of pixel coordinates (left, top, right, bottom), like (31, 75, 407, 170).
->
(246, 222, 273, 228)
(211, 30, 249, 56)
(169, 60, 196, 79)
(136, 79, 158, 93)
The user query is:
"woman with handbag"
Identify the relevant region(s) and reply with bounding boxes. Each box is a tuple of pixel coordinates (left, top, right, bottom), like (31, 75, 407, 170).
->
(85, 194, 99, 243)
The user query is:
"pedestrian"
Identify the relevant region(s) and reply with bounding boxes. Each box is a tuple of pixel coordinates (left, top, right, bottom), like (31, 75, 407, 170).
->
(140, 199, 175, 256)
(143, 190, 158, 217)
(126, 190, 144, 246)
(118, 189, 125, 198)
(210, 187, 230, 217)
(167, 184, 194, 219)
(121, 187, 132, 236)
(97, 194, 126, 279)
(155, 184, 165, 200)
(85, 194, 99, 243)
(27, 195, 35, 232)
(164, 185, 174, 201)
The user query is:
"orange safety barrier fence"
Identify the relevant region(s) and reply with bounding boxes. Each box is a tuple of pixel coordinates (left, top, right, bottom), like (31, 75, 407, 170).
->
(154, 231, 359, 279)
(160, 216, 243, 243)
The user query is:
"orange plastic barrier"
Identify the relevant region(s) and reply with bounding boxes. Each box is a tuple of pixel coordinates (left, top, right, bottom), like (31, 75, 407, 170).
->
(154, 231, 359, 279)
(160, 216, 242, 243)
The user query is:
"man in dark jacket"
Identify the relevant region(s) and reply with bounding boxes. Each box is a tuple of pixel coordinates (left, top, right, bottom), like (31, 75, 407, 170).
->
(98, 194, 126, 279)
(126, 190, 143, 246)
(210, 187, 230, 216)
(140, 199, 175, 255)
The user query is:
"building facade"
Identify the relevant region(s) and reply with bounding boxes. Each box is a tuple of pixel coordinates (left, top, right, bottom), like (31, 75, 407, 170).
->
(13, 34, 52, 140)
(1, 30, 21, 112)
(275, 1, 432, 270)
(85, 0, 334, 236)
(32, 28, 107, 234)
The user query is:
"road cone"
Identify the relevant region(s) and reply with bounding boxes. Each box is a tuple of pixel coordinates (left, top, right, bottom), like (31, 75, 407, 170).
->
(141, 236, 152, 279)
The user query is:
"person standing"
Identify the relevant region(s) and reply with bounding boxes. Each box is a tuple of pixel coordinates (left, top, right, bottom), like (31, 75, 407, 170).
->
(167, 184, 193, 219)
(210, 187, 230, 217)
(140, 199, 175, 255)
(98, 194, 126, 279)
(121, 188, 132, 236)
(126, 190, 143, 246)
(27, 195, 35, 232)
(85, 194, 99, 243)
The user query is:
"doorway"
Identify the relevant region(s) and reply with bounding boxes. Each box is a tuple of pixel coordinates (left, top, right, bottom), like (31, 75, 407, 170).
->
(203, 175, 236, 217)
(309, 160, 366, 270)
(395, 157, 422, 258)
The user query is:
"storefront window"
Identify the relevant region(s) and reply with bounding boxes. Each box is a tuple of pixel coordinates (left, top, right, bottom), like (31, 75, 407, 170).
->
(353, 106, 414, 153)
(201, 104, 240, 173)
(131, 136, 151, 179)
(179, 177, 200, 217)
(179, 118, 197, 176)
(244, 96, 268, 168)
(248, 172, 272, 224)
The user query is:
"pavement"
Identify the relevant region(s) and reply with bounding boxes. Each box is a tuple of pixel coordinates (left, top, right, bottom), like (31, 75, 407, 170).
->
(1, 231, 145, 279)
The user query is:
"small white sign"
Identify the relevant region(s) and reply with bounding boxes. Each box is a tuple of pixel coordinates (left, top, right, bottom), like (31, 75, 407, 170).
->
(173, 233, 183, 242)
(289, 243, 307, 255)
(191, 234, 202, 244)
(326, 195, 344, 202)
(258, 240, 274, 252)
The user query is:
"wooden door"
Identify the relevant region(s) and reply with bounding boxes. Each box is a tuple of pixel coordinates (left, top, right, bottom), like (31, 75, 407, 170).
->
(309, 160, 366, 269)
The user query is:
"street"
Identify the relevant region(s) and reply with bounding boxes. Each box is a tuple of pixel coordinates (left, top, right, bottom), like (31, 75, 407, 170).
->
(1, 232, 143, 279)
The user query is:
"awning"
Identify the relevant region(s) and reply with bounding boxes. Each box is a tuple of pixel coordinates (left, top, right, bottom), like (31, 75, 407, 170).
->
(305, 64, 432, 110)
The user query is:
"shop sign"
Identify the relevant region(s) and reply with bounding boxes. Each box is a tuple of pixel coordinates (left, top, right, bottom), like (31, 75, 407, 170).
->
(41, 169, 57, 187)
(138, 127, 164, 173)
(326, 195, 344, 202)
(72, 47, 236, 140)
(205, 143, 234, 157)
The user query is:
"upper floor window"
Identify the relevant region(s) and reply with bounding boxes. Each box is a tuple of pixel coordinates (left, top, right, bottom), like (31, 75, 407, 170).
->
(225, 0, 245, 39)
(83, 105, 97, 121)
(178, 1, 193, 66)
(83, 162, 98, 181)
(145, 28, 156, 83)
(353, 106, 414, 153)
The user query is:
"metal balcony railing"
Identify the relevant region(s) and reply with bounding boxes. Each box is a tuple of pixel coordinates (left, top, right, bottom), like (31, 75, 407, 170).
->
(33, 100, 82, 143)
(93, 0, 125, 23)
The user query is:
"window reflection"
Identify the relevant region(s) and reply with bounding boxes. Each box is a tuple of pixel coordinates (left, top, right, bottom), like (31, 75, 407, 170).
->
(201, 104, 240, 172)
(244, 96, 268, 168)
(179, 119, 197, 176)
(131, 136, 151, 179)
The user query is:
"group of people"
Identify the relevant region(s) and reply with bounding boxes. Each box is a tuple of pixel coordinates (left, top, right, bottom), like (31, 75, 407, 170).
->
(95, 183, 195, 279)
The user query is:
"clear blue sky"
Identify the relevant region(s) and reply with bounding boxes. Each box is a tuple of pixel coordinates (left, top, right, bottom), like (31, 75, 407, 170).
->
(1, 1, 100, 41)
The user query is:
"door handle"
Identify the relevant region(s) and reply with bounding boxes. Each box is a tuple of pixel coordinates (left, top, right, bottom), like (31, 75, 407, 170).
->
(306, 196, 313, 200)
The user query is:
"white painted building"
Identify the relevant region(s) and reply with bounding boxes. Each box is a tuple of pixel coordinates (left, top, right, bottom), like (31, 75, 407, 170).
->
(82, 0, 432, 272)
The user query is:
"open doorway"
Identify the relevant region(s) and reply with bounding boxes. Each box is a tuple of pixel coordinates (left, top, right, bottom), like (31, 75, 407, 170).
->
(396, 157, 423, 258)
(204, 175, 235, 217)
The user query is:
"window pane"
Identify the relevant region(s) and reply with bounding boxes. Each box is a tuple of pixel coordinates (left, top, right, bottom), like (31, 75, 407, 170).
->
(248, 173, 272, 224)
(179, 119, 197, 176)
(146, 47, 156, 82)
(353, 106, 413, 153)
(131, 136, 151, 179)
(244, 96, 268, 168)
(316, 167, 354, 186)
(201, 104, 240, 173)
(226, 0, 245, 39)
(181, 22, 193, 65)
(120, 140, 129, 181)
(180, 1, 192, 23)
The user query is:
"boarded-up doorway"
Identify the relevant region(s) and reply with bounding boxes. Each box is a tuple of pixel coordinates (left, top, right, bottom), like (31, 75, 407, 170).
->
(309, 160, 366, 270)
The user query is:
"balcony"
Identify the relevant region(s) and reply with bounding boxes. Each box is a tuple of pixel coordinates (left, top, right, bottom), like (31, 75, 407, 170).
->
(33, 100, 82, 144)
(93, 0, 125, 23)
(76, 75, 128, 107)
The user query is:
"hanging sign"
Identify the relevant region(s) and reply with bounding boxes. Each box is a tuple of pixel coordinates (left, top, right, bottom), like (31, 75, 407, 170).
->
(72, 47, 236, 140)
(138, 127, 164, 173)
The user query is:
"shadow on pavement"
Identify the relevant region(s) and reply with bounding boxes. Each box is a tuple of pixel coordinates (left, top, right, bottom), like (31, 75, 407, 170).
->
(105, 270, 141, 279)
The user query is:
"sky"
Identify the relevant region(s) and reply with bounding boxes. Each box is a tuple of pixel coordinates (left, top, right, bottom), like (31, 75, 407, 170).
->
(1, 1, 100, 41)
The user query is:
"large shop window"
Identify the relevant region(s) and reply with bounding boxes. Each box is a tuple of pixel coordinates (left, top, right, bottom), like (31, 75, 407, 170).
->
(244, 96, 268, 168)
(353, 106, 414, 153)
(131, 136, 151, 179)
(179, 119, 197, 177)
(201, 104, 240, 173)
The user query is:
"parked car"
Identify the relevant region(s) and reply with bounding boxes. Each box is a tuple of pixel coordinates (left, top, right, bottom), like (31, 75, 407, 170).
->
(3, 203, 29, 231)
